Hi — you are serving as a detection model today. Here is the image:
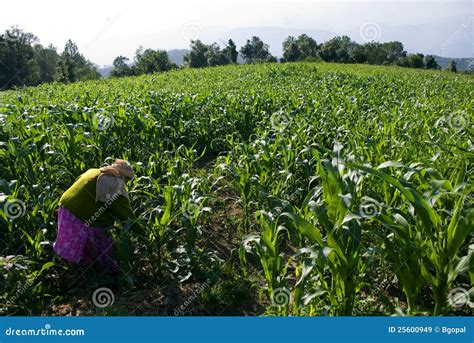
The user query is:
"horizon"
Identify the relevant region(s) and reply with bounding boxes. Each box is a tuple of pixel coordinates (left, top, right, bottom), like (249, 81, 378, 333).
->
(1, 0, 472, 66)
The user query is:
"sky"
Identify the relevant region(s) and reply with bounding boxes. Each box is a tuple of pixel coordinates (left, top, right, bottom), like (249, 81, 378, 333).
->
(1, 0, 472, 66)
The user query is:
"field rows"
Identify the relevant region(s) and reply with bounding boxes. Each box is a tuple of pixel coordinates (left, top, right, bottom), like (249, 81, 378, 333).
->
(0, 63, 472, 315)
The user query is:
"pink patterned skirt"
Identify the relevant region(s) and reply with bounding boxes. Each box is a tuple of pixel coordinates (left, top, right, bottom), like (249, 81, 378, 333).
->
(53, 207, 118, 273)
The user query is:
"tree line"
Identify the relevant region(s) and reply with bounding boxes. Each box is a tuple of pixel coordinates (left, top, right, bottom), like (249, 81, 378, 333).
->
(0, 27, 465, 89)
(0, 27, 100, 90)
(111, 34, 462, 78)
(110, 37, 277, 77)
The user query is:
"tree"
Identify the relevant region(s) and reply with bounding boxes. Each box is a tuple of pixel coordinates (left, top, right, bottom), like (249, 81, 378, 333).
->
(408, 53, 425, 68)
(110, 56, 132, 77)
(0, 27, 40, 89)
(363, 42, 387, 65)
(183, 40, 209, 68)
(424, 55, 439, 70)
(282, 36, 300, 62)
(184, 40, 235, 68)
(448, 60, 457, 73)
(396, 56, 409, 68)
(56, 40, 80, 83)
(382, 41, 406, 64)
(204, 43, 228, 66)
(0, 28, 100, 89)
(239, 36, 275, 64)
(295, 34, 318, 60)
(349, 44, 367, 63)
(397, 53, 424, 69)
(55, 40, 100, 83)
(55, 52, 75, 83)
(34, 44, 59, 83)
(222, 39, 238, 64)
(282, 34, 318, 62)
(133, 48, 175, 75)
(318, 36, 354, 63)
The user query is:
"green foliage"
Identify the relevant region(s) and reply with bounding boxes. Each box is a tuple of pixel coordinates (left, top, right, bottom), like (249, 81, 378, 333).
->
(319, 36, 355, 63)
(133, 47, 176, 75)
(0, 27, 41, 89)
(280, 144, 366, 315)
(398, 53, 425, 69)
(110, 56, 132, 78)
(425, 55, 439, 70)
(353, 163, 473, 314)
(55, 40, 100, 83)
(282, 34, 319, 62)
(200, 274, 254, 315)
(222, 39, 238, 64)
(0, 62, 472, 316)
(33, 44, 59, 83)
(448, 60, 457, 73)
(183, 40, 236, 68)
(3, 25, 467, 92)
(0, 28, 99, 89)
(240, 36, 276, 64)
(183, 40, 209, 68)
(111, 48, 176, 78)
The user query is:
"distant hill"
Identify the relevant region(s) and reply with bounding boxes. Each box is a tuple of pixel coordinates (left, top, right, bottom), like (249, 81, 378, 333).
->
(168, 49, 188, 66)
(98, 66, 113, 77)
(433, 56, 474, 71)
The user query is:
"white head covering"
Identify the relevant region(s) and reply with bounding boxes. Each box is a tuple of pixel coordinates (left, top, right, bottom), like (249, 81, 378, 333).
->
(95, 159, 134, 202)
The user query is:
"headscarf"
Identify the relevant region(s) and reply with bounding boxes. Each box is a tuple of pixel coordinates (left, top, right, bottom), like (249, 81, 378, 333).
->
(95, 159, 134, 202)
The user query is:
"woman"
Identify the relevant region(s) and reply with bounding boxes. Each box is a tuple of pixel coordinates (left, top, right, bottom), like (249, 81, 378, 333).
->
(53, 159, 136, 273)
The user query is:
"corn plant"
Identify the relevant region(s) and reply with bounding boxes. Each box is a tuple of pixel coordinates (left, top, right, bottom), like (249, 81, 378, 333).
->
(1, 61, 472, 315)
(240, 211, 290, 314)
(282, 143, 367, 315)
(220, 158, 256, 231)
(355, 162, 473, 315)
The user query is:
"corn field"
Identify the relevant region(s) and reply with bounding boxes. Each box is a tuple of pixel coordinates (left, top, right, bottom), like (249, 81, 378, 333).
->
(0, 62, 472, 316)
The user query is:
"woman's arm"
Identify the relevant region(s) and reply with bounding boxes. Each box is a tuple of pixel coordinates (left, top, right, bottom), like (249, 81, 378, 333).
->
(109, 195, 136, 221)
(108, 195, 145, 235)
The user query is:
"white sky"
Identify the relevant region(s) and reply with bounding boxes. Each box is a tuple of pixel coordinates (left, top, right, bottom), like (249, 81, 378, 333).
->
(1, 0, 472, 65)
